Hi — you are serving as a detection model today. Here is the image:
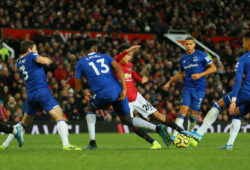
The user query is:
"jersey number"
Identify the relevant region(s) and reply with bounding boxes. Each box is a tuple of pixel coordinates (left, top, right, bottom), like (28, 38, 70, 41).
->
(89, 58, 109, 76)
(20, 65, 29, 81)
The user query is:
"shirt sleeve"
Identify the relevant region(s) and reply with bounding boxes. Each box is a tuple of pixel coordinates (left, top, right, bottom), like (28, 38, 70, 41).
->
(107, 55, 115, 64)
(232, 58, 244, 98)
(75, 62, 82, 79)
(202, 53, 212, 66)
(113, 51, 127, 62)
(132, 71, 142, 82)
(31, 52, 40, 62)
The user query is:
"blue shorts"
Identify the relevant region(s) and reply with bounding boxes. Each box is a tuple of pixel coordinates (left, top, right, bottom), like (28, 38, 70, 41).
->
(89, 88, 130, 116)
(223, 88, 250, 115)
(180, 87, 206, 111)
(26, 88, 58, 116)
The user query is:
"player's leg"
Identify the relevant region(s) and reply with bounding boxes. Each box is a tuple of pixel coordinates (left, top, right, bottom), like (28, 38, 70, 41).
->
(40, 89, 81, 150)
(172, 105, 189, 137)
(0, 122, 15, 134)
(114, 98, 171, 147)
(0, 111, 33, 149)
(129, 97, 161, 149)
(193, 94, 229, 141)
(221, 101, 250, 150)
(85, 105, 97, 150)
(172, 88, 191, 137)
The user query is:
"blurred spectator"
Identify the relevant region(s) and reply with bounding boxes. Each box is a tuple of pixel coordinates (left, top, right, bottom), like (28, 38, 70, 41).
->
(0, 100, 8, 122)
(6, 96, 18, 121)
(0, 40, 10, 62)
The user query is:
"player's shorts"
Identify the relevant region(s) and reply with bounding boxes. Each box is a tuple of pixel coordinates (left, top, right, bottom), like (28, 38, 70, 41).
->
(129, 92, 157, 118)
(180, 87, 206, 111)
(223, 88, 250, 115)
(89, 88, 130, 116)
(26, 88, 58, 116)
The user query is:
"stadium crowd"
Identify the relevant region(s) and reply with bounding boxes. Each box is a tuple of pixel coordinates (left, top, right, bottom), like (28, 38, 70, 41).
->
(0, 0, 249, 123)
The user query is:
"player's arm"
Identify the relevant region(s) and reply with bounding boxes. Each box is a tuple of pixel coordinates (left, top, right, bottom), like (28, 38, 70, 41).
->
(132, 71, 148, 84)
(229, 59, 244, 114)
(191, 62, 216, 80)
(163, 69, 185, 90)
(36, 56, 52, 65)
(75, 78, 82, 93)
(113, 45, 141, 62)
(111, 60, 127, 101)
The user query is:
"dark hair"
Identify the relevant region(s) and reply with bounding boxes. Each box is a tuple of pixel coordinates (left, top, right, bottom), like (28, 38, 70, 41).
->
(84, 39, 98, 51)
(244, 32, 250, 40)
(20, 40, 35, 55)
(185, 37, 194, 41)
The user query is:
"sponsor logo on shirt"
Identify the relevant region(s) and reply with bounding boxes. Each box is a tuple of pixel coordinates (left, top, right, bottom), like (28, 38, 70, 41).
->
(193, 56, 198, 62)
(124, 73, 132, 79)
(183, 64, 198, 69)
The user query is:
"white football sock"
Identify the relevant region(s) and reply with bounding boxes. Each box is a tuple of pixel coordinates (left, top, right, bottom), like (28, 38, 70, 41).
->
(2, 134, 15, 147)
(132, 117, 156, 131)
(173, 118, 184, 137)
(227, 119, 241, 145)
(197, 107, 220, 135)
(86, 114, 96, 141)
(57, 120, 70, 147)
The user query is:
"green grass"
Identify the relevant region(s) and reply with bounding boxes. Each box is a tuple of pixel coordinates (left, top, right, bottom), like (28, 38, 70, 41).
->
(0, 133, 250, 170)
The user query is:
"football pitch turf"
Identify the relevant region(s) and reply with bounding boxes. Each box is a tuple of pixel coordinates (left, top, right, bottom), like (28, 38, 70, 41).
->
(0, 133, 250, 170)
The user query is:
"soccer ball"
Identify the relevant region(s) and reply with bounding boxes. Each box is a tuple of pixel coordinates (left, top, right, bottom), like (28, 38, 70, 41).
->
(174, 134, 190, 148)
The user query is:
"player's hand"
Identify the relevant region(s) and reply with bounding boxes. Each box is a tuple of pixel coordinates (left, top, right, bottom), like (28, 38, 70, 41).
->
(229, 101, 236, 115)
(191, 73, 202, 80)
(162, 82, 170, 91)
(141, 77, 148, 84)
(46, 58, 52, 65)
(126, 45, 141, 54)
(118, 89, 126, 101)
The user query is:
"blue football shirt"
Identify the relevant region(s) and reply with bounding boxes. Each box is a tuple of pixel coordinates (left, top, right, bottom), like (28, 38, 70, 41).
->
(75, 52, 121, 94)
(16, 52, 48, 92)
(232, 51, 250, 98)
(180, 50, 212, 89)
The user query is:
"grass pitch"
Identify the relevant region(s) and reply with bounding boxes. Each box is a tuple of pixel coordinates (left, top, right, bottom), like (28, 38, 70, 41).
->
(0, 133, 250, 170)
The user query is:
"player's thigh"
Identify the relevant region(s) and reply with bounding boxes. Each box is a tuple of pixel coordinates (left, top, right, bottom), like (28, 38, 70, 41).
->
(49, 105, 64, 121)
(128, 102, 135, 118)
(180, 88, 192, 113)
(190, 90, 205, 112)
(36, 88, 59, 114)
(89, 94, 108, 110)
(112, 97, 130, 117)
(133, 93, 157, 119)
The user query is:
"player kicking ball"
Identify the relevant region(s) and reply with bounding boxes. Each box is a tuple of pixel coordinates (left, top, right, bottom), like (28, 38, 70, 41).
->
(113, 46, 197, 148)
(75, 40, 171, 150)
(163, 37, 216, 142)
(0, 40, 81, 151)
(190, 32, 250, 150)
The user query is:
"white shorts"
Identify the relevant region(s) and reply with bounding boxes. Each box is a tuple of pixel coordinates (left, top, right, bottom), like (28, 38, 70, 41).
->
(129, 92, 157, 118)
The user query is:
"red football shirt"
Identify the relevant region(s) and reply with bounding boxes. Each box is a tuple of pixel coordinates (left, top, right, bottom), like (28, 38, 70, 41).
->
(114, 51, 142, 102)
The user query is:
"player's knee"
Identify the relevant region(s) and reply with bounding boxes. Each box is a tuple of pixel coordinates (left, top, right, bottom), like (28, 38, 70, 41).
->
(179, 107, 188, 116)
(217, 98, 226, 108)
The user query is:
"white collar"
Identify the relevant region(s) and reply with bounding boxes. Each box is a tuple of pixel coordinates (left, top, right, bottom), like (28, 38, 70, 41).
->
(88, 52, 96, 55)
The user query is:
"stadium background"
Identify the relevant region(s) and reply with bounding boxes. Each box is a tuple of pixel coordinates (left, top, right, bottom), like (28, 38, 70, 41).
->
(0, 0, 249, 133)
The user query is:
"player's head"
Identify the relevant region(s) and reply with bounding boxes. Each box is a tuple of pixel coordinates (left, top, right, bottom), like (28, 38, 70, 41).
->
(184, 37, 196, 54)
(20, 40, 37, 55)
(121, 52, 133, 64)
(243, 32, 250, 51)
(84, 39, 98, 53)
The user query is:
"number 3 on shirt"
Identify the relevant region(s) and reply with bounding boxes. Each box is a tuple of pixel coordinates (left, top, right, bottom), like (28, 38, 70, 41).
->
(20, 65, 29, 81)
(89, 58, 109, 76)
